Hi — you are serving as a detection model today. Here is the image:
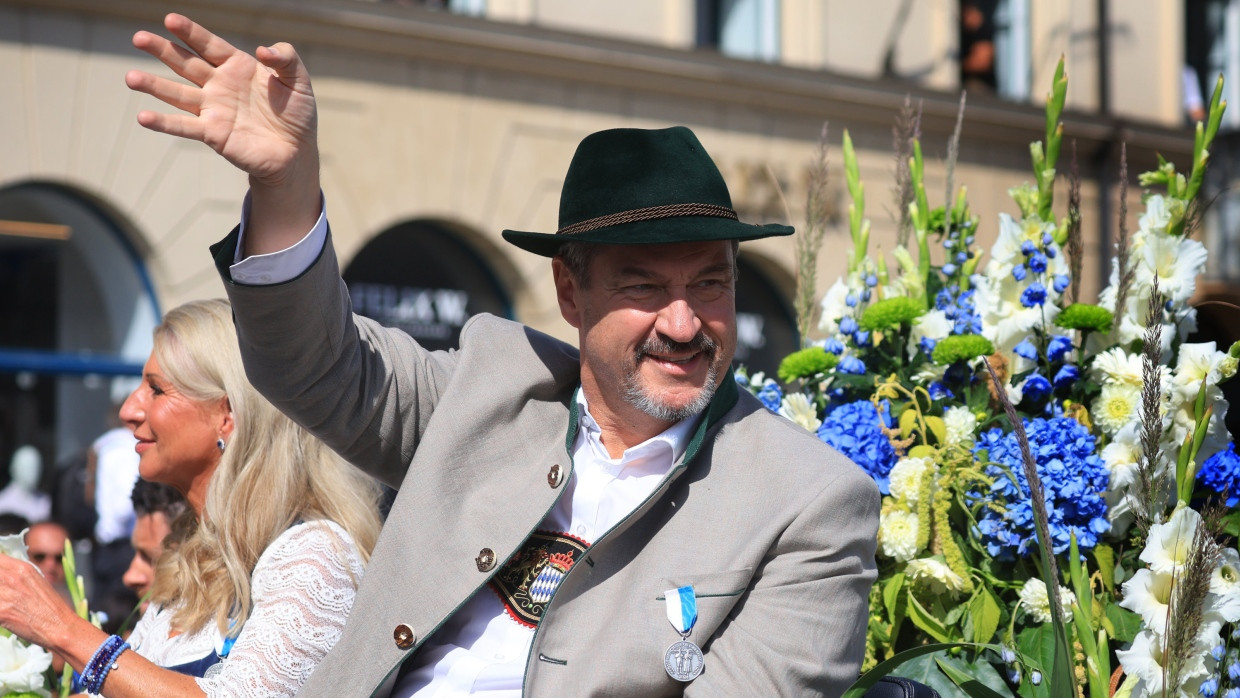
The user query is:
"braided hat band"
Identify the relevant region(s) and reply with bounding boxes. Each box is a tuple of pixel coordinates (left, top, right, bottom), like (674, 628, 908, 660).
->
(556, 203, 739, 236)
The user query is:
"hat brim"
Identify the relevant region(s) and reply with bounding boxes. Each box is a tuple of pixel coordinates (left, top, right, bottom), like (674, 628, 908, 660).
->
(502, 216, 794, 257)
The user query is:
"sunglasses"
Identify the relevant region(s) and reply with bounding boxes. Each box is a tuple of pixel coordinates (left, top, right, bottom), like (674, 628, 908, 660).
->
(30, 552, 64, 564)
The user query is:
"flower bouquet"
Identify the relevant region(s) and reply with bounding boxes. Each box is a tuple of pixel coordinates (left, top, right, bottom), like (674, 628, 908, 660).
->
(0, 530, 98, 698)
(740, 60, 1240, 697)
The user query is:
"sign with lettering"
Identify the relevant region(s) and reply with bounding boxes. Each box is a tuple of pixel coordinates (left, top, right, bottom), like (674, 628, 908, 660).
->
(342, 222, 513, 351)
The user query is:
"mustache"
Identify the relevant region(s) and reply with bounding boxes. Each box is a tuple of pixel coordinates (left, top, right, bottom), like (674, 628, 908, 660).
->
(636, 333, 718, 361)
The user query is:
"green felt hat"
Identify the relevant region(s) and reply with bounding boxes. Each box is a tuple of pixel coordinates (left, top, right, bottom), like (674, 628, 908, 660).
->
(502, 126, 794, 257)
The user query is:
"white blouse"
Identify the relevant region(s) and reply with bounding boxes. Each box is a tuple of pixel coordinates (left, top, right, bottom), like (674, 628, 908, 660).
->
(126, 519, 365, 697)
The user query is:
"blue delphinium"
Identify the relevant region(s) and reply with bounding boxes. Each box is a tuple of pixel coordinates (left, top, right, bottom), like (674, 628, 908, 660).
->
(1046, 335, 1073, 362)
(1053, 364, 1080, 391)
(1198, 443, 1240, 507)
(1020, 283, 1048, 308)
(1020, 373, 1052, 404)
(838, 356, 867, 375)
(971, 417, 1110, 558)
(935, 286, 983, 335)
(755, 378, 783, 412)
(818, 400, 898, 494)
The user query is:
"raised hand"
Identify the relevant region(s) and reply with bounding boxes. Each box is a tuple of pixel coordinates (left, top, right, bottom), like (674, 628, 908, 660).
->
(127, 13, 321, 252)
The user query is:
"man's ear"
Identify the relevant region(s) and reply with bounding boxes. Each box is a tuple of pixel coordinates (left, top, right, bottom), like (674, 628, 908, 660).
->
(552, 257, 583, 329)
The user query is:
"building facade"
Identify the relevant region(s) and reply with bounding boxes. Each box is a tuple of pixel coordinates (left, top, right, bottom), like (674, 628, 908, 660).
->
(1, 0, 1235, 479)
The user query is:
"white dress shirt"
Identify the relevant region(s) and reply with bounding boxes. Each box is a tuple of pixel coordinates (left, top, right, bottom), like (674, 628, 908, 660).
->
(230, 201, 700, 696)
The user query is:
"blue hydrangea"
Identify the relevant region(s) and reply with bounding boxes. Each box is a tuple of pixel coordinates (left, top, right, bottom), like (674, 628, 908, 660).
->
(970, 417, 1110, 558)
(1198, 443, 1240, 507)
(1021, 283, 1048, 308)
(755, 379, 783, 412)
(818, 400, 898, 494)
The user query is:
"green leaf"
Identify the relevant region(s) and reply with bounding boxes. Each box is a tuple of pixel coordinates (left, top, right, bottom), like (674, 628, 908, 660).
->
(925, 416, 947, 444)
(1104, 604, 1142, 644)
(1093, 544, 1115, 594)
(907, 592, 953, 643)
(909, 444, 937, 459)
(1016, 625, 1053, 698)
(900, 406, 919, 439)
(968, 587, 1002, 644)
(935, 654, 1015, 698)
(842, 643, 1013, 698)
(883, 573, 908, 630)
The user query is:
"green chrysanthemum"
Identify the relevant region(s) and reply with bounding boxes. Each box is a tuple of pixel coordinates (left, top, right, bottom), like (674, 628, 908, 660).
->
(931, 334, 994, 365)
(859, 296, 925, 332)
(1053, 303, 1114, 333)
(777, 346, 838, 383)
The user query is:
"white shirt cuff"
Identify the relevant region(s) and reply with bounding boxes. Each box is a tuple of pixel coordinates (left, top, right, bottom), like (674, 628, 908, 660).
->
(230, 191, 328, 285)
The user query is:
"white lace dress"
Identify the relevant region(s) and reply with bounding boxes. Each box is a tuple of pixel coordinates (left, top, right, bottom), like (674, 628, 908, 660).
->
(125, 520, 365, 697)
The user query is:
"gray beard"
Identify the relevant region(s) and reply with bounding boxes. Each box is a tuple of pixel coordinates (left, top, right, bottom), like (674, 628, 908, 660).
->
(622, 333, 720, 422)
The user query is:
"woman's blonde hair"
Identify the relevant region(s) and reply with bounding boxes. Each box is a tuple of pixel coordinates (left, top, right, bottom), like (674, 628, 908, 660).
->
(147, 299, 382, 636)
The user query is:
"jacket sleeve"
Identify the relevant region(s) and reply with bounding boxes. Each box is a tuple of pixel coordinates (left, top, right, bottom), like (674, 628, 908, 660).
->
(211, 225, 456, 489)
(686, 463, 879, 697)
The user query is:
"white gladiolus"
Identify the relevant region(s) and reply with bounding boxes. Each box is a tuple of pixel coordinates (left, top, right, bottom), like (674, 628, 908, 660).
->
(908, 310, 952, 359)
(1118, 568, 1175, 635)
(1209, 547, 1240, 623)
(1140, 507, 1203, 575)
(0, 633, 52, 697)
(0, 529, 28, 562)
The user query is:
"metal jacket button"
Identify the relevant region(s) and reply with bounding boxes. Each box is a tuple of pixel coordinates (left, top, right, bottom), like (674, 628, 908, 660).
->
(393, 623, 416, 650)
(476, 547, 496, 572)
(547, 463, 564, 488)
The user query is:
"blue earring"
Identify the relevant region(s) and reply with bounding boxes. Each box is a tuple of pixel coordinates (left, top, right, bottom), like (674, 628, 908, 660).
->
(216, 438, 226, 453)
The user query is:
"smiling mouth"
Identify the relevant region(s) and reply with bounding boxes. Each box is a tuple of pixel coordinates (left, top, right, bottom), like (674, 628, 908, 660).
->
(636, 334, 717, 369)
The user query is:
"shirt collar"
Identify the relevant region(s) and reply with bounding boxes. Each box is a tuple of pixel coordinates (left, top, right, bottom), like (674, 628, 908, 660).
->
(574, 388, 702, 467)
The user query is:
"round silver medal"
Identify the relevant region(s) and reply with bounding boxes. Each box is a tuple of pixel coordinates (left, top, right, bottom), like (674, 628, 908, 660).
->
(664, 639, 704, 681)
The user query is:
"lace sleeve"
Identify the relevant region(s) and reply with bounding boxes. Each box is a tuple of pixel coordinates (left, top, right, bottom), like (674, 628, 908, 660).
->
(196, 520, 365, 698)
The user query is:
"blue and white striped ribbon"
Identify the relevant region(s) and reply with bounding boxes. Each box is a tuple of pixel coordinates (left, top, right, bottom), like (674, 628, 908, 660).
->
(663, 585, 698, 635)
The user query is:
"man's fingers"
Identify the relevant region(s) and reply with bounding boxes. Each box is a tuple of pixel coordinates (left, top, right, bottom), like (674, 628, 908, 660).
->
(256, 42, 309, 85)
(131, 30, 214, 86)
(163, 12, 241, 68)
(135, 110, 207, 143)
(125, 70, 204, 116)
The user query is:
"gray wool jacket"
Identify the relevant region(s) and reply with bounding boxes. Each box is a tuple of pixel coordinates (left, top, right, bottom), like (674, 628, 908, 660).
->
(212, 228, 879, 697)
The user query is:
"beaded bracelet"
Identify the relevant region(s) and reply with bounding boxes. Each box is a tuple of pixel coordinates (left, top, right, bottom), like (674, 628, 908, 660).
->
(81, 634, 130, 694)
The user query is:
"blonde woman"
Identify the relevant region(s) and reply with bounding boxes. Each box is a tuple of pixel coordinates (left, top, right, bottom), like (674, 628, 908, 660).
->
(0, 299, 382, 696)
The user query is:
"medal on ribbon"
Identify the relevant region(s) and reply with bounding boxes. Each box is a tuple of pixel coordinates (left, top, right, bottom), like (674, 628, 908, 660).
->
(663, 585, 704, 681)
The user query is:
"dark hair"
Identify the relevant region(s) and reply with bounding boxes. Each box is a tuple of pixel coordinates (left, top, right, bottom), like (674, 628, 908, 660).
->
(555, 239, 739, 288)
(0, 513, 30, 535)
(130, 478, 188, 520)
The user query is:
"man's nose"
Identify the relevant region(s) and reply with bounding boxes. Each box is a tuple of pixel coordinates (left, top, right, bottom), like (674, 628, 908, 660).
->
(655, 296, 702, 343)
